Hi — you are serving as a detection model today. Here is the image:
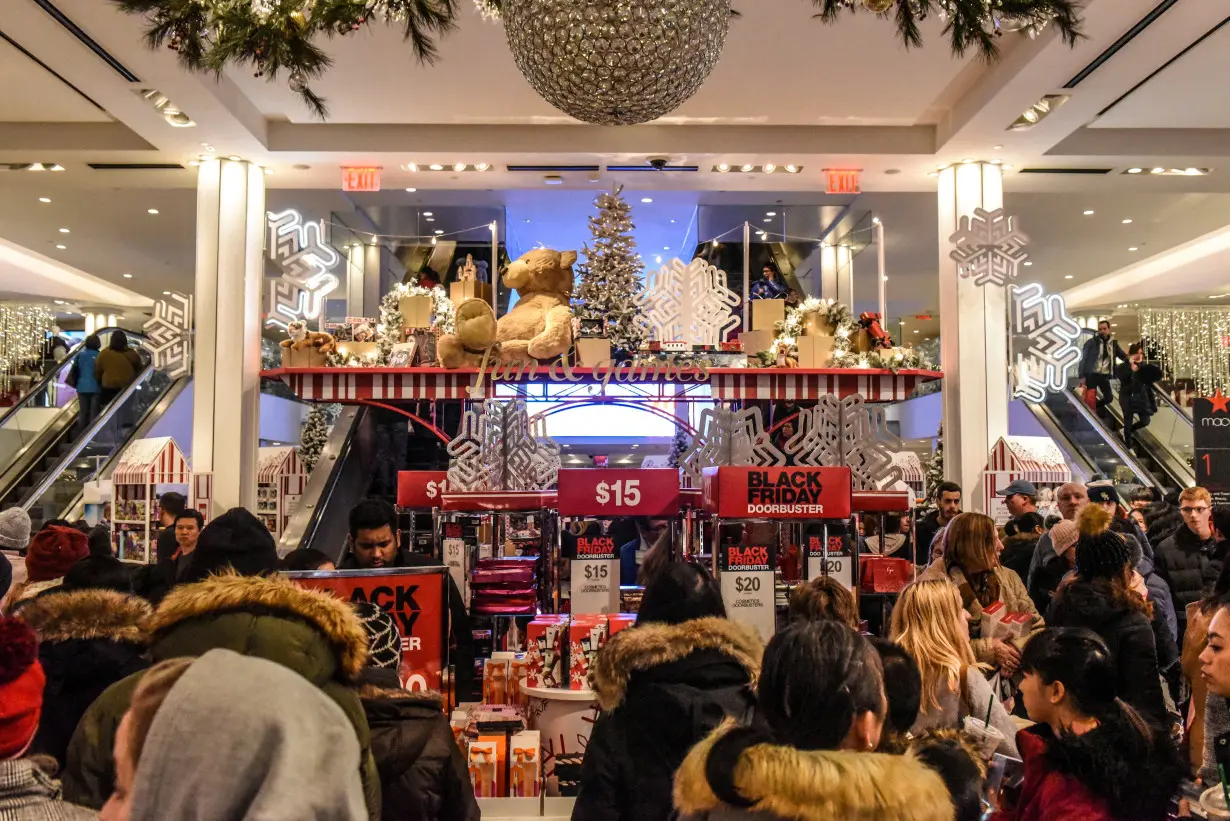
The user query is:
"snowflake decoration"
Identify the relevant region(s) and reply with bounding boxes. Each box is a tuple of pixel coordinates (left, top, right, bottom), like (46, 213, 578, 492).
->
(948, 207, 1030, 288)
(265, 209, 340, 325)
(446, 407, 485, 491)
(1009, 282, 1082, 403)
(448, 401, 561, 491)
(681, 406, 785, 485)
(637, 258, 740, 347)
(784, 395, 902, 491)
(143, 292, 193, 379)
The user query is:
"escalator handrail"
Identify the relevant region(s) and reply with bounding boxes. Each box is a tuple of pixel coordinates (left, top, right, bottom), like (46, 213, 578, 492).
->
(49, 375, 192, 522)
(1060, 388, 1161, 488)
(0, 328, 149, 422)
(1151, 384, 1194, 424)
(19, 361, 156, 511)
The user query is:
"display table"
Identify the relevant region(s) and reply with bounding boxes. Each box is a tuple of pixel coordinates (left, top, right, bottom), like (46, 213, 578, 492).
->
(479, 796, 574, 820)
(264, 365, 942, 403)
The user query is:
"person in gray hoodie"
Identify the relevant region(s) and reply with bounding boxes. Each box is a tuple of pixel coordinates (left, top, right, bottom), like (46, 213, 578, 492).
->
(99, 648, 367, 821)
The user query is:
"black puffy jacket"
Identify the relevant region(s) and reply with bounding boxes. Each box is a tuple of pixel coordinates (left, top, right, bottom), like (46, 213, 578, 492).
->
(1154, 526, 1226, 628)
(1047, 580, 1167, 728)
(572, 617, 762, 821)
(360, 669, 478, 821)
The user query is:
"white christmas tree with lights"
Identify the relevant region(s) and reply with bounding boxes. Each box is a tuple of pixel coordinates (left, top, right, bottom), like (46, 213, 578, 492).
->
(574, 186, 648, 355)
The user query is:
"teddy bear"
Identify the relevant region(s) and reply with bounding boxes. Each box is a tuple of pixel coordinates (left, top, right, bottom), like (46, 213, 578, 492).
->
(281, 319, 336, 354)
(437, 248, 576, 368)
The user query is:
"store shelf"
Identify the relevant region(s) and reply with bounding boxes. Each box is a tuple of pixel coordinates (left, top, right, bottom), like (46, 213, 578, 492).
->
(264, 366, 942, 403)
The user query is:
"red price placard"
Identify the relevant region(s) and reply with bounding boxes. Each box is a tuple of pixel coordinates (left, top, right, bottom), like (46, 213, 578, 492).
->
(557, 468, 682, 516)
(397, 470, 450, 509)
(287, 567, 446, 691)
(702, 466, 853, 519)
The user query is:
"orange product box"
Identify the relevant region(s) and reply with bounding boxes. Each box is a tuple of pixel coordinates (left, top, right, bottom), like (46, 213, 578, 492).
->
(569, 615, 609, 690)
(608, 613, 637, 637)
(468, 740, 499, 798)
(482, 657, 509, 705)
(525, 616, 567, 689)
(482, 734, 509, 797)
(510, 730, 541, 798)
(508, 656, 529, 708)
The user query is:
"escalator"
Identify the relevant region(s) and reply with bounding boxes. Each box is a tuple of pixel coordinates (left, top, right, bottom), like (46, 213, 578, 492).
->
(278, 405, 367, 558)
(1103, 384, 1195, 491)
(0, 328, 188, 529)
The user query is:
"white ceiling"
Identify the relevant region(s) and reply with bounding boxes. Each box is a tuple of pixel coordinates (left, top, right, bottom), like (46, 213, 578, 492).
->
(0, 36, 110, 123)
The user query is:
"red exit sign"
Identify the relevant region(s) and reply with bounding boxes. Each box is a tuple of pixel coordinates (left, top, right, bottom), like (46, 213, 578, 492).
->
(825, 169, 862, 195)
(341, 166, 381, 192)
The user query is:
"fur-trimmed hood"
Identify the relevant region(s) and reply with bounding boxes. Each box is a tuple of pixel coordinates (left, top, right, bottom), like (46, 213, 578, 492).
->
(674, 723, 955, 821)
(591, 617, 762, 711)
(1020, 713, 1184, 821)
(18, 588, 151, 644)
(150, 572, 368, 681)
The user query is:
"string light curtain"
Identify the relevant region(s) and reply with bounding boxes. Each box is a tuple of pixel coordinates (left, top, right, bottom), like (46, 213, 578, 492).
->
(0, 303, 55, 391)
(1139, 307, 1230, 396)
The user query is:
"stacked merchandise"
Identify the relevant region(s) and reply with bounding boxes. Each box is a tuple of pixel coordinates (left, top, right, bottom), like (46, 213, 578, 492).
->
(451, 705, 541, 799)
(470, 556, 538, 615)
(526, 613, 637, 691)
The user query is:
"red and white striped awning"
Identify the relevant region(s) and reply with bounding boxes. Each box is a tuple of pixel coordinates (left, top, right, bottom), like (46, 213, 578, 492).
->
(268, 366, 941, 403)
(987, 436, 1071, 484)
(257, 447, 305, 483)
(113, 437, 190, 485)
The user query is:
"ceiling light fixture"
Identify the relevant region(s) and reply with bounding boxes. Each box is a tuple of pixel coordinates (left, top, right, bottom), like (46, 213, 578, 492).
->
(1121, 218, 1132, 224)
(227, 155, 241, 161)
(1128, 168, 1142, 174)
(405, 187, 417, 193)
(453, 163, 466, 172)
(123, 273, 133, 278)
(766, 211, 777, 216)
(58, 228, 69, 234)
(475, 162, 490, 171)
(429, 164, 444, 171)
(716, 164, 729, 172)
(423, 211, 433, 216)
(1064, 275, 1073, 279)
(1128, 246, 1139, 252)
(404, 163, 419, 173)
(785, 165, 799, 173)
(993, 144, 1004, 150)
(763, 163, 776, 173)
(38, 197, 50, 203)
(741, 164, 754, 173)
(1083, 210, 1094, 216)
(1023, 261, 1033, 267)
(1151, 167, 1165, 174)
(641, 197, 653, 203)
(55, 244, 66, 250)
(147, 208, 159, 215)
(434, 230, 443, 235)
(1008, 94, 1069, 131)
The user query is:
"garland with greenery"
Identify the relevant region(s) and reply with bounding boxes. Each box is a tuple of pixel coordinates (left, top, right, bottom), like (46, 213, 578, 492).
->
(298, 402, 341, 472)
(326, 280, 455, 367)
(116, 0, 1080, 119)
(772, 297, 936, 371)
(924, 422, 945, 501)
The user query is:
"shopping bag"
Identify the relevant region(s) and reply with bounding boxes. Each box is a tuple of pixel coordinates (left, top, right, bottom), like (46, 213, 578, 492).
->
(859, 556, 913, 593)
(1082, 387, 1098, 411)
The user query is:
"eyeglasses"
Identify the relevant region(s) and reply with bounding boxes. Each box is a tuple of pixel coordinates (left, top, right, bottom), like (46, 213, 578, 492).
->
(1181, 506, 1210, 515)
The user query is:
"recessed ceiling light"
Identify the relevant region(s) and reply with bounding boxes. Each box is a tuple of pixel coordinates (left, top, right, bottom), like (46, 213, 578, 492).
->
(716, 164, 729, 172)
(58, 228, 69, 233)
(763, 218, 772, 223)
(669, 219, 676, 223)
(423, 211, 433, 216)
(1064, 275, 1074, 279)
(763, 163, 777, 173)
(405, 187, 417, 193)
(55, 244, 66, 250)
(429, 164, 444, 171)
(1128, 247, 1139, 252)
(1083, 210, 1094, 216)
(162, 291, 170, 295)
(1121, 218, 1132, 224)
(663, 246, 670, 250)
(741, 164, 755, 173)
(1023, 261, 1033, 267)
(913, 330, 919, 334)
(53, 300, 65, 305)
(147, 208, 159, 215)
(122, 273, 133, 278)
(766, 211, 777, 216)
(785, 165, 799, 173)
(38, 197, 50, 203)
(524, 219, 531, 223)
(1151, 167, 1165, 174)
(993, 144, 1004, 150)
(475, 162, 490, 171)
(641, 197, 653, 203)
(453, 163, 466, 172)
(425, 218, 435, 223)
(434, 230, 443, 235)
(1128, 168, 1142, 174)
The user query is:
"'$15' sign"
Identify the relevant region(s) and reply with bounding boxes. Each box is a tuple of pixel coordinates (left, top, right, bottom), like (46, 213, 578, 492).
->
(595, 479, 641, 507)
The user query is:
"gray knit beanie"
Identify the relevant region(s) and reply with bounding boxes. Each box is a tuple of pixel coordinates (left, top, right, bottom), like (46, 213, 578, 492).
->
(0, 508, 32, 550)
(353, 602, 402, 670)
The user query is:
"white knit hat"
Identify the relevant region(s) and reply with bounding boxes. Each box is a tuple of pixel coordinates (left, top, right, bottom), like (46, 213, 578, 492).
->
(0, 508, 32, 550)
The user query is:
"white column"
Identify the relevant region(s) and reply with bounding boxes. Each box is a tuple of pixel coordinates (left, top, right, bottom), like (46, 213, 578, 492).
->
(345, 243, 383, 318)
(938, 162, 1007, 512)
(193, 158, 265, 514)
(820, 243, 853, 304)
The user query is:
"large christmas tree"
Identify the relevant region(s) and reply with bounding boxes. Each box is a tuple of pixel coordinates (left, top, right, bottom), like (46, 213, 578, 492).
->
(574, 186, 648, 355)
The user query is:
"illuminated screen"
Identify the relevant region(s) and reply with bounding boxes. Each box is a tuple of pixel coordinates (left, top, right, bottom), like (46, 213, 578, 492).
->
(493, 383, 712, 440)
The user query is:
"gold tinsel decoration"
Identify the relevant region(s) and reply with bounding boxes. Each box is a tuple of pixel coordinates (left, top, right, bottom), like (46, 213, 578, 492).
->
(1138, 306, 1230, 396)
(0, 303, 56, 392)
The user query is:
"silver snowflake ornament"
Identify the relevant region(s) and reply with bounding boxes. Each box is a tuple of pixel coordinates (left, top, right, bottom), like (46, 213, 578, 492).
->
(142, 292, 193, 379)
(681, 407, 784, 485)
(1009, 283, 1082, 403)
(446, 407, 486, 492)
(948, 207, 1030, 288)
(637, 258, 741, 347)
(784, 396, 902, 491)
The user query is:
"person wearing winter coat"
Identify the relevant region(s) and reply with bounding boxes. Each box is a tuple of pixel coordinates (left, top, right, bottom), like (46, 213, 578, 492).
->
(72, 334, 102, 434)
(1198, 601, 1230, 785)
(991, 628, 1183, 821)
(1155, 486, 1224, 636)
(98, 649, 367, 821)
(916, 482, 963, 562)
(1028, 519, 1078, 614)
(1116, 343, 1163, 450)
(62, 572, 382, 819)
(1045, 505, 1168, 728)
(572, 562, 761, 821)
(921, 512, 1044, 678)
(352, 602, 477, 821)
(1000, 513, 1045, 586)
(16, 588, 151, 769)
(674, 620, 956, 821)
(1183, 508, 1230, 773)
(0, 616, 95, 820)
(1077, 320, 1128, 422)
(3, 525, 90, 613)
(891, 578, 1019, 757)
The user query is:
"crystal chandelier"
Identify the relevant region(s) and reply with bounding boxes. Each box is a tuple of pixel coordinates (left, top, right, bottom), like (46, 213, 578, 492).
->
(501, 0, 731, 125)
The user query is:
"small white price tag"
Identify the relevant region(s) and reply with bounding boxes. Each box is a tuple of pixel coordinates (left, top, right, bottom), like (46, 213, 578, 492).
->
(442, 537, 469, 606)
(571, 558, 619, 614)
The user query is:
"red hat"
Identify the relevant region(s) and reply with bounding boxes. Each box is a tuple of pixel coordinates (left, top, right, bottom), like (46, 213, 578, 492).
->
(24, 525, 89, 583)
(0, 616, 44, 759)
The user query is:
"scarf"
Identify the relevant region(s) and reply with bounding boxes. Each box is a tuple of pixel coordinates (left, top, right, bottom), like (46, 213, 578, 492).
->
(951, 554, 1001, 610)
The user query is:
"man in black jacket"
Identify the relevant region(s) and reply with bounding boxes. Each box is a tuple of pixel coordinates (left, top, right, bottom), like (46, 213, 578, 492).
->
(340, 499, 475, 699)
(915, 481, 961, 560)
(1078, 320, 1128, 421)
(153, 491, 187, 566)
(1116, 342, 1163, 450)
(1155, 486, 1225, 636)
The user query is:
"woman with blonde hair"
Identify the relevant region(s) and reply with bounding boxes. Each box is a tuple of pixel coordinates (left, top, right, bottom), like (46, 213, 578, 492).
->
(891, 579, 1019, 757)
(922, 512, 1043, 677)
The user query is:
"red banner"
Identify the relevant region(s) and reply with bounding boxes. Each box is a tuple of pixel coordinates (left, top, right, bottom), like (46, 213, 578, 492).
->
(702, 466, 853, 519)
(557, 468, 682, 516)
(287, 567, 447, 692)
(397, 470, 450, 509)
